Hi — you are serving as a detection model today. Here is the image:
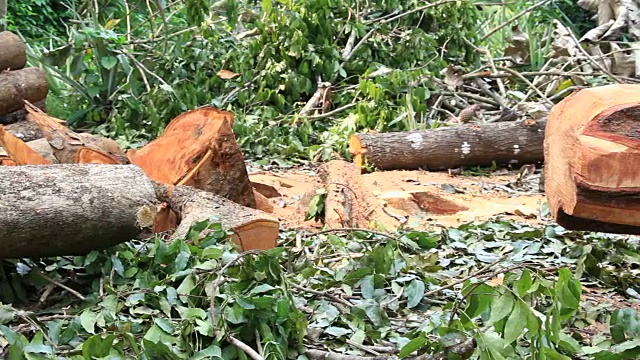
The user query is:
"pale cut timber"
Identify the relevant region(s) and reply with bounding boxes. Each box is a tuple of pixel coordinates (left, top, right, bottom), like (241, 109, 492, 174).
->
(0, 164, 279, 258)
(349, 119, 546, 171)
(0, 68, 48, 116)
(0, 31, 27, 71)
(544, 84, 640, 233)
(165, 185, 279, 251)
(318, 160, 400, 230)
(128, 106, 256, 208)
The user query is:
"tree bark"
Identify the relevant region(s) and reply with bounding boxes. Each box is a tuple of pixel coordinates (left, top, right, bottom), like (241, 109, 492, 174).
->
(349, 119, 546, 171)
(544, 84, 640, 233)
(318, 160, 400, 230)
(0, 164, 279, 259)
(0, 67, 48, 116)
(0, 31, 26, 70)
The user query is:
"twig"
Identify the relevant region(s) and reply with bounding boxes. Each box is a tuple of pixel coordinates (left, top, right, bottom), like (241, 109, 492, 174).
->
(305, 338, 476, 360)
(306, 102, 359, 120)
(290, 283, 354, 308)
(431, 91, 499, 107)
(494, 66, 553, 107)
(481, 0, 551, 41)
(302, 227, 400, 242)
(34, 271, 85, 301)
(227, 334, 264, 360)
(423, 255, 508, 297)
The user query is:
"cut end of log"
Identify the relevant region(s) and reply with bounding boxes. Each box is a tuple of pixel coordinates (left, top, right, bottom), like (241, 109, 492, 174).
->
(230, 220, 280, 251)
(347, 134, 365, 170)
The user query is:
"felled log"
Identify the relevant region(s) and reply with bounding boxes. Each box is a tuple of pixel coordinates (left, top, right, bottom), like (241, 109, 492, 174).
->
(318, 160, 400, 230)
(0, 68, 48, 116)
(128, 106, 256, 208)
(544, 84, 640, 234)
(24, 102, 128, 164)
(0, 164, 279, 258)
(0, 31, 27, 71)
(349, 119, 546, 171)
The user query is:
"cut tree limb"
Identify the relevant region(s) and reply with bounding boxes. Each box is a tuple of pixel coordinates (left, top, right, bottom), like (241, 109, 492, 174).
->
(349, 119, 546, 171)
(0, 164, 279, 258)
(161, 185, 279, 250)
(318, 160, 400, 230)
(0, 31, 27, 71)
(544, 84, 640, 233)
(0, 68, 48, 116)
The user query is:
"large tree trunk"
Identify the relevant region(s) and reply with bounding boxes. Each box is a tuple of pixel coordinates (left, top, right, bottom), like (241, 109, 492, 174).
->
(349, 119, 546, 171)
(0, 31, 26, 70)
(0, 164, 279, 259)
(0, 67, 48, 116)
(544, 84, 640, 234)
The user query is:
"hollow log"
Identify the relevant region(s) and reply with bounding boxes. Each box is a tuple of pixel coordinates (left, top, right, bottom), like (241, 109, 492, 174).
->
(544, 84, 640, 234)
(0, 31, 27, 71)
(128, 106, 256, 208)
(318, 160, 400, 230)
(0, 164, 279, 259)
(349, 119, 546, 171)
(0, 68, 49, 116)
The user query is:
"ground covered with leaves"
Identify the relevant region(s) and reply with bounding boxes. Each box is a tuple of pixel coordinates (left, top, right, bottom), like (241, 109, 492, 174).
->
(0, 220, 638, 359)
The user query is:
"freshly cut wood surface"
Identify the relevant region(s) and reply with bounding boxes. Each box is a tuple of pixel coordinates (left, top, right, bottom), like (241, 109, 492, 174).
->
(0, 68, 48, 116)
(0, 126, 51, 165)
(544, 84, 640, 233)
(0, 31, 27, 71)
(128, 106, 256, 208)
(349, 119, 546, 171)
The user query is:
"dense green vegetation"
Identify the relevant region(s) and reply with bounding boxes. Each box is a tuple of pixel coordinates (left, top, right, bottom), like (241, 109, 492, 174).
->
(8, 0, 591, 162)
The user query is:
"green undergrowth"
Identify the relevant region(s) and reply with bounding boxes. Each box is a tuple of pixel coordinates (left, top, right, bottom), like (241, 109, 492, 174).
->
(0, 220, 638, 359)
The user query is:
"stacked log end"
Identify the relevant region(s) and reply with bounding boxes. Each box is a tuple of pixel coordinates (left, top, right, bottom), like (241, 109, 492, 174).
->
(544, 84, 640, 234)
(0, 31, 49, 121)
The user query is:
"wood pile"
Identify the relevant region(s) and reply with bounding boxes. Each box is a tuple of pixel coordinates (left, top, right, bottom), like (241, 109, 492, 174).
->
(0, 103, 280, 258)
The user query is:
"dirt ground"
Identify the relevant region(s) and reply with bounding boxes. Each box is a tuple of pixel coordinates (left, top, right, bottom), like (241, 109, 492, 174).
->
(249, 166, 547, 231)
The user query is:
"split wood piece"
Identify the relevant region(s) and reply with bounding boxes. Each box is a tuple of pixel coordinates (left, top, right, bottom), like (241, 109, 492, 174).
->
(318, 160, 400, 230)
(378, 190, 468, 216)
(544, 84, 640, 233)
(0, 138, 59, 164)
(0, 68, 49, 116)
(161, 185, 279, 250)
(0, 164, 279, 259)
(251, 181, 282, 198)
(24, 101, 128, 164)
(0, 126, 51, 165)
(0, 99, 46, 125)
(349, 119, 546, 171)
(0, 31, 27, 71)
(0, 148, 16, 166)
(128, 106, 256, 208)
(253, 190, 274, 213)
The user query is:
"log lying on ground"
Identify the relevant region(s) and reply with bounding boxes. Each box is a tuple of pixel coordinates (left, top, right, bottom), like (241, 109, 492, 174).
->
(349, 119, 546, 171)
(318, 160, 400, 230)
(0, 164, 279, 258)
(128, 106, 256, 208)
(24, 102, 128, 164)
(544, 84, 640, 234)
(0, 31, 27, 71)
(0, 68, 49, 116)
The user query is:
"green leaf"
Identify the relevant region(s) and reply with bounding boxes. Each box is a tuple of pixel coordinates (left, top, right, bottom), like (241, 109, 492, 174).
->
(100, 56, 118, 70)
(361, 275, 375, 299)
(399, 337, 426, 357)
(503, 301, 527, 343)
(404, 279, 425, 308)
(154, 318, 175, 334)
(0, 305, 16, 324)
(515, 269, 532, 296)
(463, 283, 495, 322)
(177, 273, 197, 303)
(488, 291, 514, 326)
(80, 310, 97, 334)
(261, 0, 272, 15)
(324, 327, 351, 337)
